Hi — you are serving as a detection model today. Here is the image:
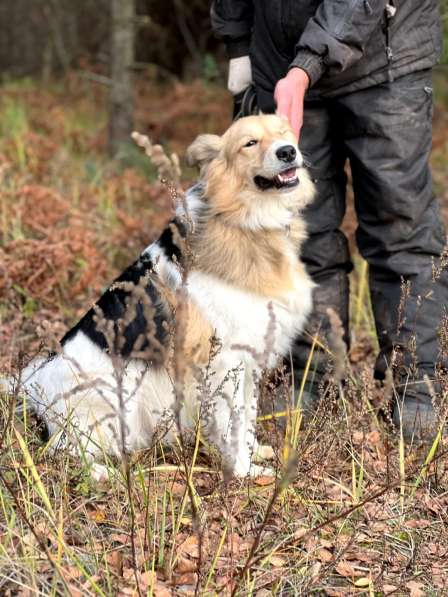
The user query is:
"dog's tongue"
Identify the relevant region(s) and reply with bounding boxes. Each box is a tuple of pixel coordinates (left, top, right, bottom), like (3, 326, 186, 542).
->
(274, 168, 297, 184)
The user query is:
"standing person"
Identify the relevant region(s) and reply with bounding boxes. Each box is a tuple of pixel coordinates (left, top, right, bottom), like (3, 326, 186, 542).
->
(211, 0, 447, 440)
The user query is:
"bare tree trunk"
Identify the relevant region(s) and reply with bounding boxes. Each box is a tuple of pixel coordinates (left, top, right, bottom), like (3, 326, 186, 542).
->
(109, 0, 135, 157)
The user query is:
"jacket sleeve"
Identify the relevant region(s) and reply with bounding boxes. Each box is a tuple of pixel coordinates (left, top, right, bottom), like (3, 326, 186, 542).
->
(210, 1, 254, 58)
(291, 0, 388, 86)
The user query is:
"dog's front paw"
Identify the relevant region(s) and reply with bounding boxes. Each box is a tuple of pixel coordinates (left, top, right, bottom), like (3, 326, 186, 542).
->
(222, 445, 276, 479)
(249, 463, 276, 478)
(253, 443, 275, 462)
(230, 458, 275, 479)
(90, 463, 109, 482)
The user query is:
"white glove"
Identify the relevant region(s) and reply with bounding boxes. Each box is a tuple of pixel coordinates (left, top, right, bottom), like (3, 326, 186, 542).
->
(227, 56, 253, 95)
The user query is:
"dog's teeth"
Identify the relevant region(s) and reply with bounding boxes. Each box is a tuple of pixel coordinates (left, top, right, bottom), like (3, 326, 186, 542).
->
(278, 173, 296, 183)
(277, 168, 297, 183)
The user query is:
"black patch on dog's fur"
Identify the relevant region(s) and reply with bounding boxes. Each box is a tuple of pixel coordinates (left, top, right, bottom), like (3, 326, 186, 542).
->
(158, 219, 186, 263)
(61, 218, 187, 361)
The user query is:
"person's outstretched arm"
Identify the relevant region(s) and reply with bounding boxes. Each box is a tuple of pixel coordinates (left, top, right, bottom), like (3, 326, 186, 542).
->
(276, 0, 388, 137)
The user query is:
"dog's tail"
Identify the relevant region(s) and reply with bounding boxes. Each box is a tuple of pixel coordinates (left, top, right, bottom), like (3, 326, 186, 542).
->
(1, 358, 48, 418)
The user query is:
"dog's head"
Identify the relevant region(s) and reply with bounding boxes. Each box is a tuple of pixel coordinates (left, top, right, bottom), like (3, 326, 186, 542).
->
(186, 115, 314, 230)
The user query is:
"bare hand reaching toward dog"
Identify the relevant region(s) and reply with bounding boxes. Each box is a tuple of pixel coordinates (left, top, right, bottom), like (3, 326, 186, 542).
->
(274, 68, 310, 139)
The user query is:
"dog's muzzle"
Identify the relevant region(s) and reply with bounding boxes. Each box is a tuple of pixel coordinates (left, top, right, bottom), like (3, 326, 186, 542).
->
(254, 142, 302, 191)
(254, 165, 300, 191)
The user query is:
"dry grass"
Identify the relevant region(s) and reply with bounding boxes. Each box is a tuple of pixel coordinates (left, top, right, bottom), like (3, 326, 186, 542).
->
(1, 71, 448, 596)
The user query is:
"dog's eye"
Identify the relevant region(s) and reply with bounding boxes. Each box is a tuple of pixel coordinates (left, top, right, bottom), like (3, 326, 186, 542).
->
(244, 139, 258, 148)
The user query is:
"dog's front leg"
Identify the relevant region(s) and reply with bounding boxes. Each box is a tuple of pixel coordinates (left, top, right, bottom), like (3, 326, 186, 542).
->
(205, 361, 272, 478)
(203, 361, 256, 478)
(243, 368, 275, 470)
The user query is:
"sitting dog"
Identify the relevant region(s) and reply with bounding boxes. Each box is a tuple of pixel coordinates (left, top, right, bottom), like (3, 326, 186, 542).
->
(16, 114, 315, 477)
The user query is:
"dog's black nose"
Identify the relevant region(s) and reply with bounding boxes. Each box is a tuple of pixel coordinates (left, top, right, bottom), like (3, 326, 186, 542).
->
(276, 145, 297, 163)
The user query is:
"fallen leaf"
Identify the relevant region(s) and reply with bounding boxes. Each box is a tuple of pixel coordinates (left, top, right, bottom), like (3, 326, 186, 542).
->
(383, 585, 398, 595)
(317, 548, 333, 562)
(17, 590, 34, 597)
(88, 509, 106, 523)
(335, 534, 351, 549)
(117, 589, 135, 597)
(123, 568, 136, 581)
(270, 555, 286, 567)
(107, 550, 123, 576)
(176, 556, 197, 574)
(349, 341, 372, 363)
(172, 572, 198, 586)
(66, 585, 83, 597)
(366, 430, 381, 444)
(319, 538, 333, 548)
(354, 577, 371, 588)
(406, 519, 431, 529)
(110, 533, 129, 545)
(178, 535, 199, 558)
(140, 571, 157, 590)
(171, 482, 186, 496)
(335, 560, 357, 578)
(406, 580, 425, 597)
(352, 431, 364, 444)
(293, 527, 308, 540)
(254, 475, 275, 486)
(358, 550, 380, 564)
(181, 518, 193, 528)
(423, 494, 444, 514)
(239, 540, 252, 552)
(61, 566, 83, 581)
(153, 583, 173, 597)
(309, 562, 322, 580)
(305, 535, 318, 552)
(22, 531, 39, 549)
(227, 533, 242, 553)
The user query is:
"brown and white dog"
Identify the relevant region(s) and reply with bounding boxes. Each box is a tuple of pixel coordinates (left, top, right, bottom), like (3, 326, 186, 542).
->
(17, 115, 315, 477)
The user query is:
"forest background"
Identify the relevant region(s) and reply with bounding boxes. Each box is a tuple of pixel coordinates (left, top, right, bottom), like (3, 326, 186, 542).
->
(1, 2, 448, 595)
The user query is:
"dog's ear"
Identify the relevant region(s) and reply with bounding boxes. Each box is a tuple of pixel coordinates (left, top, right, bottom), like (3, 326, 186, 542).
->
(186, 134, 222, 169)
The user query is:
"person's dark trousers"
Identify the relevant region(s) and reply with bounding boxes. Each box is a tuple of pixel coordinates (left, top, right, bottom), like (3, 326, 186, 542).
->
(293, 69, 448, 394)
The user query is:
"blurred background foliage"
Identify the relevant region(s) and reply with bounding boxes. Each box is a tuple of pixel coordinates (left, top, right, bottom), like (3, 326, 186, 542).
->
(442, 0, 448, 63)
(0, 0, 447, 84)
(0, 0, 225, 82)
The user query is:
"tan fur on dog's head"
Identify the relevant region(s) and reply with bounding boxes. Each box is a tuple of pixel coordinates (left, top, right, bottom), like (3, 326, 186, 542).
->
(186, 115, 315, 231)
(186, 134, 222, 170)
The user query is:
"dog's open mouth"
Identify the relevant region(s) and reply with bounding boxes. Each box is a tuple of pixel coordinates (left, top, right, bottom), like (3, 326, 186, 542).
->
(254, 167, 299, 191)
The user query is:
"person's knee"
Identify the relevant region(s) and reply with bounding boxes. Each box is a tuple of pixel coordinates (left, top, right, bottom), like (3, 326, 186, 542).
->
(302, 230, 351, 278)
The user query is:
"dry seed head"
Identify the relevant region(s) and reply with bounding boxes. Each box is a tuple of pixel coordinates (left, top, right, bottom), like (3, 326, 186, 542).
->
(383, 366, 394, 403)
(131, 131, 181, 188)
(438, 310, 448, 359)
(432, 242, 448, 281)
(326, 307, 346, 384)
(396, 278, 411, 334)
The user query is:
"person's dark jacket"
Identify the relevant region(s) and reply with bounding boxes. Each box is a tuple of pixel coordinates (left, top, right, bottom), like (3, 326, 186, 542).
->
(211, 0, 442, 111)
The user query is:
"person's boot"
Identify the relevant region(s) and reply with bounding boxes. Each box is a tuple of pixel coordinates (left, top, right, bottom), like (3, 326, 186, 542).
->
(392, 378, 444, 442)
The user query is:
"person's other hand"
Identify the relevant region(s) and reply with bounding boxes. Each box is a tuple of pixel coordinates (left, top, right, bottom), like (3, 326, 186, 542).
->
(274, 67, 310, 139)
(228, 56, 253, 95)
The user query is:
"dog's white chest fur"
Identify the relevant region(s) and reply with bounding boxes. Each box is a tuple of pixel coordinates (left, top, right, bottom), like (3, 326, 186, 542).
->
(187, 268, 313, 368)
